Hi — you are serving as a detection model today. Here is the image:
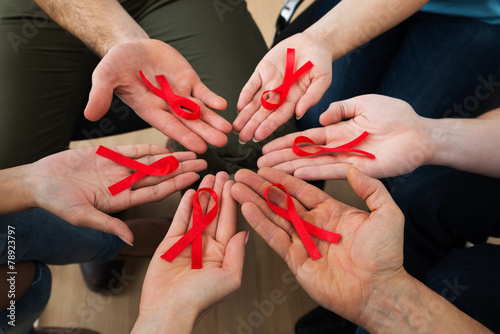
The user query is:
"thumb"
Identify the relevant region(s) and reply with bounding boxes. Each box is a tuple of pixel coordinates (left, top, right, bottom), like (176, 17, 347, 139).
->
(84, 65, 115, 121)
(68, 205, 134, 246)
(347, 167, 400, 216)
(319, 98, 360, 126)
(222, 231, 248, 283)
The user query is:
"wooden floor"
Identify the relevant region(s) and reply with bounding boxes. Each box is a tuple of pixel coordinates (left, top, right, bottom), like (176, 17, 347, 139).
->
(38, 0, 370, 333)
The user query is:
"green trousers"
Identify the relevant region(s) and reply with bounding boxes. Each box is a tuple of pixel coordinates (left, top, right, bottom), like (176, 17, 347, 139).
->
(0, 0, 297, 173)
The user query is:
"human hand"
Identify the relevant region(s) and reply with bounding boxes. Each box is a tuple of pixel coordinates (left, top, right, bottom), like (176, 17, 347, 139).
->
(258, 94, 435, 179)
(233, 33, 332, 143)
(132, 172, 248, 333)
(84, 39, 232, 154)
(231, 167, 406, 327)
(26, 144, 206, 245)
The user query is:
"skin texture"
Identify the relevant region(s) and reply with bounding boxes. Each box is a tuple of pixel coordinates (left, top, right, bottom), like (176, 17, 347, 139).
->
(234, 0, 429, 143)
(1, 144, 206, 245)
(132, 173, 248, 334)
(34, 0, 232, 154)
(258, 94, 500, 179)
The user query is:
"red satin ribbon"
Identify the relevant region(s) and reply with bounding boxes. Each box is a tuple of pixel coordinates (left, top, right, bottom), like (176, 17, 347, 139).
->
(261, 48, 313, 110)
(96, 146, 179, 196)
(139, 70, 201, 120)
(293, 131, 375, 159)
(265, 183, 340, 260)
(161, 188, 218, 269)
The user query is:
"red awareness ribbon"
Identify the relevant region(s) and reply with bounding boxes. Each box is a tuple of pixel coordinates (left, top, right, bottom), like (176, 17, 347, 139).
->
(265, 183, 340, 260)
(96, 146, 179, 196)
(293, 131, 375, 159)
(161, 188, 218, 269)
(261, 48, 313, 110)
(139, 70, 201, 120)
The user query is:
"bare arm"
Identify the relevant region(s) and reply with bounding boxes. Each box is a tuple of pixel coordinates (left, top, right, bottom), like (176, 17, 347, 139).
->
(0, 165, 34, 215)
(426, 108, 500, 178)
(34, 0, 148, 57)
(304, 0, 430, 62)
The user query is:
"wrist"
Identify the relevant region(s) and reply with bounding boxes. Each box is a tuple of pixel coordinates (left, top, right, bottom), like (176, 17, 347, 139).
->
(132, 304, 197, 334)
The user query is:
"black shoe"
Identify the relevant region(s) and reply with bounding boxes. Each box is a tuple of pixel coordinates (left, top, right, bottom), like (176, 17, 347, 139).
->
(295, 306, 357, 334)
(79, 260, 125, 293)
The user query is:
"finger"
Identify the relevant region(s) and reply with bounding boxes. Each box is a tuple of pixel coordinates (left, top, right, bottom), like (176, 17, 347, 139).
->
(192, 81, 228, 112)
(177, 112, 229, 148)
(205, 172, 229, 238)
(257, 167, 332, 210)
(294, 163, 352, 180)
(267, 154, 340, 175)
(189, 174, 216, 230)
(107, 144, 171, 159)
(215, 181, 238, 245)
(241, 202, 292, 262)
(319, 98, 360, 126)
(347, 167, 402, 216)
(258, 148, 298, 169)
(232, 98, 262, 134)
(231, 177, 295, 235)
(164, 189, 196, 239)
(238, 107, 273, 143)
(253, 100, 296, 142)
(84, 65, 115, 122)
(132, 159, 206, 189)
(295, 76, 331, 118)
(261, 127, 328, 155)
(128, 172, 200, 207)
(198, 104, 232, 135)
(68, 205, 134, 246)
(221, 231, 248, 287)
(138, 107, 208, 154)
(237, 70, 262, 111)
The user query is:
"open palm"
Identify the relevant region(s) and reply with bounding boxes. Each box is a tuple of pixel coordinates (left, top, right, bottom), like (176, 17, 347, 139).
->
(232, 167, 405, 325)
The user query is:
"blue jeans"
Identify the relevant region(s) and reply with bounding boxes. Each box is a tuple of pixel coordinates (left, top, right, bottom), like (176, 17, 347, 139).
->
(0, 209, 124, 333)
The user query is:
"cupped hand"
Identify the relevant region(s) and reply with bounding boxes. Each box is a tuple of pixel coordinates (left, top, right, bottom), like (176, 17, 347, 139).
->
(258, 94, 435, 179)
(132, 172, 247, 333)
(231, 167, 405, 325)
(234, 33, 332, 143)
(84, 39, 232, 154)
(27, 144, 206, 245)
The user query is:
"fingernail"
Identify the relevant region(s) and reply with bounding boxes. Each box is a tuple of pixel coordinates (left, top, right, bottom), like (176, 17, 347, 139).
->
(252, 137, 261, 143)
(245, 231, 250, 245)
(196, 174, 201, 180)
(233, 130, 239, 135)
(238, 139, 247, 145)
(296, 114, 304, 120)
(120, 236, 134, 247)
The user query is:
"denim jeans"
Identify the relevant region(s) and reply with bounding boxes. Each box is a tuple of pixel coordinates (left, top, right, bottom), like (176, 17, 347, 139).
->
(0, 209, 124, 333)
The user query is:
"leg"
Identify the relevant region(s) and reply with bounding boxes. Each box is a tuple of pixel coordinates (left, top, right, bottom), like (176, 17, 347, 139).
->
(389, 166, 500, 281)
(378, 12, 500, 119)
(0, 209, 124, 265)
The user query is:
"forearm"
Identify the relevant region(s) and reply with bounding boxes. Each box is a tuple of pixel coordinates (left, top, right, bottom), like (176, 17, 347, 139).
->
(360, 273, 492, 333)
(34, 0, 148, 57)
(425, 109, 500, 178)
(304, 0, 429, 61)
(0, 165, 35, 215)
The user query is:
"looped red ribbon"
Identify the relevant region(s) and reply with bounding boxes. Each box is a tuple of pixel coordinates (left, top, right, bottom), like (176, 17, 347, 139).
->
(96, 146, 179, 196)
(161, 188, 218, 269)
(261, 48, 313, 110)
(139, 70, 201, 120)
(265, 183, 340, 260)
(293, 131, 375, 159)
